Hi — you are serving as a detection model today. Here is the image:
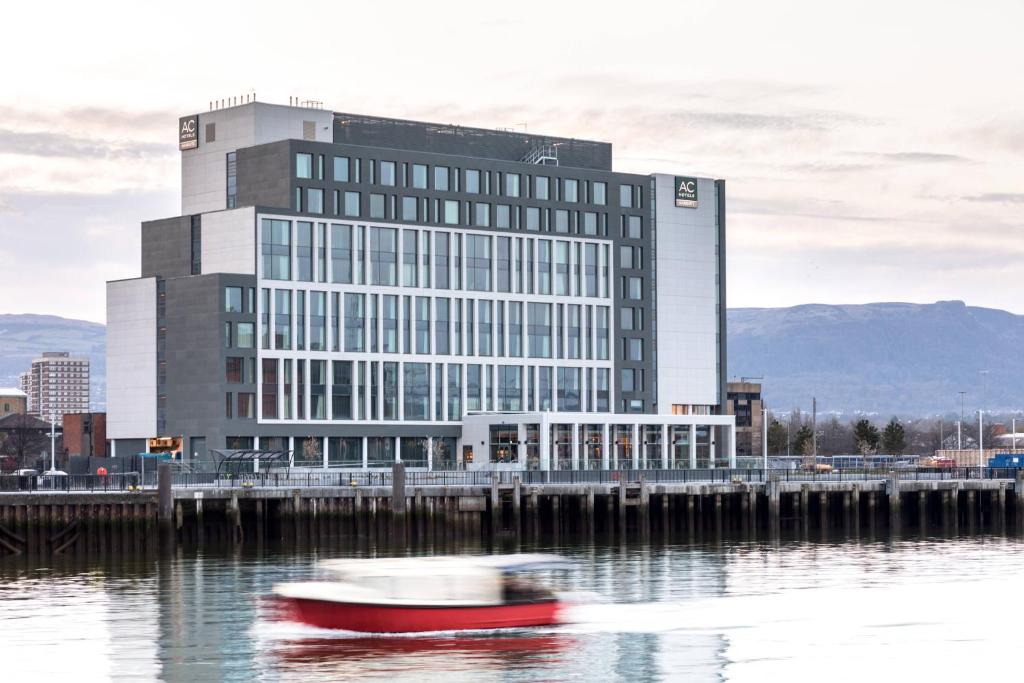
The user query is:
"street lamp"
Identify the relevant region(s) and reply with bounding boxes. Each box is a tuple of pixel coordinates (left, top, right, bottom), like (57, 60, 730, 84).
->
(958, 391, 966, 450)
(49, 412, 57, 473)
(978, 410, 984, 468)
(762, 407, 768, 471)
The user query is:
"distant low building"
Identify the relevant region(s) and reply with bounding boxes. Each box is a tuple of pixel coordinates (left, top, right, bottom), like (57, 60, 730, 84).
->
(0, 388, 27, 419)
(726, 381, 764, 458)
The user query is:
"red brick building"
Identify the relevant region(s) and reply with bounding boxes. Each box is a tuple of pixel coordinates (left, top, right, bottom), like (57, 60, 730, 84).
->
(62, 412, 107, 458)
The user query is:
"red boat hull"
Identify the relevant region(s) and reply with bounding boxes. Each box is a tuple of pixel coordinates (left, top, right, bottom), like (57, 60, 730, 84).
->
(276, 597, 562, 633)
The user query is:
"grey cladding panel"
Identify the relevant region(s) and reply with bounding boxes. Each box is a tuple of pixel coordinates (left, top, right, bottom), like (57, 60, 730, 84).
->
(141, 216, 192, 278)
(236, 141, 292, 210)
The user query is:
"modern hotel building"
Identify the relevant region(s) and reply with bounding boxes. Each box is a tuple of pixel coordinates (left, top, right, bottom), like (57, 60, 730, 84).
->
(106, 100, 733, 470)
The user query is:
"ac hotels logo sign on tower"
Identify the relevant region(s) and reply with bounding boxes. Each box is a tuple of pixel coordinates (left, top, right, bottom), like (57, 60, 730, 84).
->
(179, 115, 199, 150)
(674, 176, 698, 208)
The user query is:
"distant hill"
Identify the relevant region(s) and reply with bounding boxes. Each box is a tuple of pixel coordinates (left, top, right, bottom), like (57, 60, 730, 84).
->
(728, 301, 1024, 416)
(0, 314, 106, 410)
(2, 302, 1021, 417)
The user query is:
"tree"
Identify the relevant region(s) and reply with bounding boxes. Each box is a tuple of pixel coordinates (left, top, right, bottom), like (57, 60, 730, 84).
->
(853, 419, 880, 451)
(0, 414, 49, 470)
(882, 418, 907, 455)
(792, 425, 814, 458)
(767, 420, 788, 455)
(301, 437, 322, 464)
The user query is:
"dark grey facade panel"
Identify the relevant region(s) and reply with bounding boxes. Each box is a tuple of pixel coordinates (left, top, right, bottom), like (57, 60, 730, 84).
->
(141, 216, 192, 278)
(333, 112, 612, 171)
(235, 141, 293, 211)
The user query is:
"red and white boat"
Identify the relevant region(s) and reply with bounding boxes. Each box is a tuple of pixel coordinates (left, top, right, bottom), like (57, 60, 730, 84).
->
(271, 554, 570, 633)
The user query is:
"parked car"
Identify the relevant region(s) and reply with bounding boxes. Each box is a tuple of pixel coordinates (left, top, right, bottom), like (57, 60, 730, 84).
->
(38, 470, 68, 489)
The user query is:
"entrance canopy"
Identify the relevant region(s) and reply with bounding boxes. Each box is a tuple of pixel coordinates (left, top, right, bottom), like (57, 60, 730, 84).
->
(211, 449, 291, 474)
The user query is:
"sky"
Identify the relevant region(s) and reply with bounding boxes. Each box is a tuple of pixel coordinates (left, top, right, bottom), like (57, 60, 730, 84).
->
(1, 0, 1022, 324)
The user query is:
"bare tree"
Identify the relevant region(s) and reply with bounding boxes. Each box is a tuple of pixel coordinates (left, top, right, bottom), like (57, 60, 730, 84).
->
(0, 415, 49, 471)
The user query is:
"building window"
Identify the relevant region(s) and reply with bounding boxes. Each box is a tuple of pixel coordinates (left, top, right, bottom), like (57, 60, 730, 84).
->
(226, 357, 243, 383)
(371, 227, 398, 286)
(190, 215, 202, 275)
(402, 229, 418, 287)
(466, 234, 491, 291)
(626, 338, 644, 361)
(296, 153, 313, 179)
(226, 152, 237, 208)
(625, 276, 643, 299)
(554, 210, 569, 233)
(535, 176, 549, 200)
(557, 367, 581, 411)
(564, 179, 579, 203)
(495, 204, 511, 229)
(260, 359, 278, 419)
(475, 202, 491, 227)
(627, 216, 642, 239)
(379, 160, 397, 186)
(403, 363, 430, 420)
(411, 163, 428, 189)
(236, 322, 255, 348)
(369, 193, 385, 219)
(344, 293, 364, 352)
(465, 169, 480, 194)
(261, 219, 291, 280)
(593, 181, 607, 206)
(333, 156, 350, 182)
(344, 191, 360, 217)
(619, 184, 633, 208)
(583, 212, 598, 235)
(236, 393, 255, 419)
(554, 241, 570, 295)
(225, 286, 243, 313)
(274, 290, 291, 349)
(525, 207, 541, 231)
(296, 222, 313, 281)
(434, 166, 450, 191)
(402, 196, 418, 221)
(309, 291, 326, 351)
(307, 188, 324, 214)
(443, 200, 459, 225)
(382, 295, 398, 352)
(528, 303, 552, 358)
(331, 360, 352, 420)
(505, 173, 520, 198)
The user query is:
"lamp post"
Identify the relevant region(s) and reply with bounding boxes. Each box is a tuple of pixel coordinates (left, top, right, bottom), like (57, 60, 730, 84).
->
(49, 412, 57, 473)
(762, 407, 768, 471)
(958, 391, 966, 450)
(978, 410, 984, 468)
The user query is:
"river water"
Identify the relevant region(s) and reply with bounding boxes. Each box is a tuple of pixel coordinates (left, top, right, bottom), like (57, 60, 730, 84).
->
(1, 530, 1021, 682)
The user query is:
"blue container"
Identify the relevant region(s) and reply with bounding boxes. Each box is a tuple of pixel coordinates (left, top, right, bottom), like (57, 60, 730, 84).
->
(988, 454, 1024, 468)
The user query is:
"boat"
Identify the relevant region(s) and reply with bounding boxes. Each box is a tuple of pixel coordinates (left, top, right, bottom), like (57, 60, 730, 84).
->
(271, 554, 570, 633)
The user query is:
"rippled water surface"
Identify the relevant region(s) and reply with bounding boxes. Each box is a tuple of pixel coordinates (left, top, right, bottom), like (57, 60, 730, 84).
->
(2, 531, 1022, 681)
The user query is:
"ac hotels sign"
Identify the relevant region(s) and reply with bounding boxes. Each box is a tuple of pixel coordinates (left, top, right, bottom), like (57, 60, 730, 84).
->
(674, 176, 698, 208)
(179, 115, 199, 150)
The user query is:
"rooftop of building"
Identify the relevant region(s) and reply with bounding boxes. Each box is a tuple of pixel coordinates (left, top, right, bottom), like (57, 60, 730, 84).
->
(196, 99, 614, 171)
(0, 388, 26, 398)
(332, 111, 612, 171)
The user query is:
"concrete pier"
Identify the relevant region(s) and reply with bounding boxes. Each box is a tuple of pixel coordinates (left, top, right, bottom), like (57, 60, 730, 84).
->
(2, 473, 1022, 555)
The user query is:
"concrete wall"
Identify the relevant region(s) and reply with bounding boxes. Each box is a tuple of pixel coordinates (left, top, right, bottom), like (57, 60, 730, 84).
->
(107, 278, 157, 439)
(182, 103, 332, 215)
(654, 174, 721, 411)
(141, 215, 192, 278)
(201, 207, 256, 275)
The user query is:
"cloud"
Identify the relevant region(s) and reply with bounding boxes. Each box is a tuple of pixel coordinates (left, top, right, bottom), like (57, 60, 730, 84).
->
(855, 151, 972, 164)
(962, 193, 1024, 204)
(0, 128, 174, 160)
(0, 105, 177, 138)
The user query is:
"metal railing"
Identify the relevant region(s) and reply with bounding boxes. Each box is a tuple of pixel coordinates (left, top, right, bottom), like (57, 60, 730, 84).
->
(1, 467, 1019, 493)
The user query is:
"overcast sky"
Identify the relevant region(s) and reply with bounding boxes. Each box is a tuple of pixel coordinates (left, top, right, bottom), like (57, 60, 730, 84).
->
(2, 0, 1022, 323)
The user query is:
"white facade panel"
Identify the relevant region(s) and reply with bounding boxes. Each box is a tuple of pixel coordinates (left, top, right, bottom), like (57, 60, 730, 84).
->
(106, 278, 158, 439)
(201, 206, 256, 275)
(654, 174, 720, 412)
(181, 103, 332, 215)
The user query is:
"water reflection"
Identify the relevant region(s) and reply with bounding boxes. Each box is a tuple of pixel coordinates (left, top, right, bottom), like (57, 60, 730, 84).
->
(1, 531, 1022, 681)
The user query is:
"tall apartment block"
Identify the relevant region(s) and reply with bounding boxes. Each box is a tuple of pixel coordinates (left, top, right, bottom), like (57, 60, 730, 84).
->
(21, 352, 90, 422)
(107, 101, 734, 470)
